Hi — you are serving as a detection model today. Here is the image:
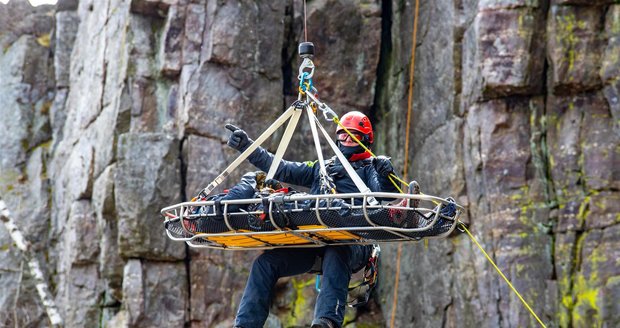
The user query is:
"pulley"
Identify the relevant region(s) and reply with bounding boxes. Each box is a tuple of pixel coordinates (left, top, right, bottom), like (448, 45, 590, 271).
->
(298, 42, 315, 58)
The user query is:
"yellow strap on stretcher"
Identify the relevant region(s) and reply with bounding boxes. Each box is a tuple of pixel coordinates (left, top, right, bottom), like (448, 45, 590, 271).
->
(204, 225, 362, 248)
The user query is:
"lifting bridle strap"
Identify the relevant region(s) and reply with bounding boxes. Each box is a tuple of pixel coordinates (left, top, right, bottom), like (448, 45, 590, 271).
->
(305, 106, 330, 181)
(266, 106, 303, 179)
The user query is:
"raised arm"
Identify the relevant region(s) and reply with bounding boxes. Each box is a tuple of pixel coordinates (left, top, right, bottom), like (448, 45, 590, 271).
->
(226, 124, 315, 188)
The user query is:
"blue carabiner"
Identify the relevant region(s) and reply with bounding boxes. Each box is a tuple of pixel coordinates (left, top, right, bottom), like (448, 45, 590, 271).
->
(300, 72, 310, 91)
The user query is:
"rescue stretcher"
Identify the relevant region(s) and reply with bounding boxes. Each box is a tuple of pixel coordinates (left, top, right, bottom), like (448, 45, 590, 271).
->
(161, 191, 464, 250)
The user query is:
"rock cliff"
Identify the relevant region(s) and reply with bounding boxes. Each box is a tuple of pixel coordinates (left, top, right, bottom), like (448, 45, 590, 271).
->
(0, 0, 618, 327)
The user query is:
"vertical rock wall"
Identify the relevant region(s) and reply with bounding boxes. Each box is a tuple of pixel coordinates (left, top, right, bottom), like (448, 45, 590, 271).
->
(0, 0, 618, 327)
(377, 1, 619, 328)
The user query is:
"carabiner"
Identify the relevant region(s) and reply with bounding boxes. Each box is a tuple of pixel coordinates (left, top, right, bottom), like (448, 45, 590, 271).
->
(297, 57, 315, 81)
(319, 103, 338, 121)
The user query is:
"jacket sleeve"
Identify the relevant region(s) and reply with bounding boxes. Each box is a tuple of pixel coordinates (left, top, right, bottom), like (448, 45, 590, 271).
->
(247, 146, 316, 188)
(365, 157, 400, 194)
(224, 172, 259, 200)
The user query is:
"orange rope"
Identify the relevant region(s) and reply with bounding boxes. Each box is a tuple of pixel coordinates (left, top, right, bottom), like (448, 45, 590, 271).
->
(390, 0, 420, 326)
(402, 1, 419, 183)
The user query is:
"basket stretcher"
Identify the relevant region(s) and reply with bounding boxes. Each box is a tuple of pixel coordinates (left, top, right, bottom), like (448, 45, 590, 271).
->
(161, 192, 464, 250)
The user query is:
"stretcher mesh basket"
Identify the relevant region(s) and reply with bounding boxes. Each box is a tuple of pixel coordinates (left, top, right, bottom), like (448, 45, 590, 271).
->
(161, 191, 464, 249)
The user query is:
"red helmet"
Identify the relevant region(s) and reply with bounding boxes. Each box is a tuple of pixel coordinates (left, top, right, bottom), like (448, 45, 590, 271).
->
(336, 111, 374, 144)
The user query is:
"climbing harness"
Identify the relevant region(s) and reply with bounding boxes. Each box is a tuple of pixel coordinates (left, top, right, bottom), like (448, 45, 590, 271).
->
(347, 244, 381, 307)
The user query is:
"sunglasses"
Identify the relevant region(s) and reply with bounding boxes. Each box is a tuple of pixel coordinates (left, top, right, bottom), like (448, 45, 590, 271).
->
(337, 132, 363, 142)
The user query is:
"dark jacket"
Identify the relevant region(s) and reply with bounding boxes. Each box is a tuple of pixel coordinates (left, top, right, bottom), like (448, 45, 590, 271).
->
(247, 146, 399, 195)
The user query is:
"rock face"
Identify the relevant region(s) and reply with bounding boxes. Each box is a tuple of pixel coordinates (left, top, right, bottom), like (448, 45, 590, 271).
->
(0, 0, 618, 328)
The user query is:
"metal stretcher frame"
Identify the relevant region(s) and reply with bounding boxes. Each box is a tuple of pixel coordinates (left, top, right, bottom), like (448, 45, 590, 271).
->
(161, 192, 464, 250)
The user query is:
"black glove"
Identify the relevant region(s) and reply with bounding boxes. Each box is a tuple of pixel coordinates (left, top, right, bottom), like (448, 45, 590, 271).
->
(373, 156, 394, 177)
(225, 124, 252, 151)
(327, 161, 346, 178)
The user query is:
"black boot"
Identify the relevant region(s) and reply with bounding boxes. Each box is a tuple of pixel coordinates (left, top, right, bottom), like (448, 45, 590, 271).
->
(310, 317, 337, 328)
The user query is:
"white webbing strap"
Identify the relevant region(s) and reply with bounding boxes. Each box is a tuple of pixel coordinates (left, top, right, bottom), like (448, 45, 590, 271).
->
(267, 108, 303, 179)
(305, 106, 329, 178)
(315, 117, 378, 205)
(200, 106, 297, 196)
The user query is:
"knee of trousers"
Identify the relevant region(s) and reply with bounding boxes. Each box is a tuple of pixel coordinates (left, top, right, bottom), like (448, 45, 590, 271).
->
(252, 252, 286, 277)
(322, 247, 353, 271)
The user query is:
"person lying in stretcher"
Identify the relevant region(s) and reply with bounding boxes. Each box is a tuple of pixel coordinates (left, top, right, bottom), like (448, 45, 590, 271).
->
(189, 170, 457, 231)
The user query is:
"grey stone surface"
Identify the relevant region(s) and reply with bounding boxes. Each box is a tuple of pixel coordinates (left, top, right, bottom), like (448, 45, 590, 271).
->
(0, 35, 51, 170)
(182, 3, 205, 65)
(603, 80, 620, 137)
(183, 134, 257, 198)
(479, 0, 544, 9)
(414, 119, 465, 199)
(410, 0, 459, 147)
(601, 6, 620, 84)
(51, 138, 95, 237)
(463, 99, 534, 216)
(201, 1, 283, 78)
(581, 94, 620, 191)
(56, 0, 79, 11)
(54, 10, 79, 88)
(4, 147, 52, 247)
(0, 1, 54, 51)
(55, 264, 101, 328)
(122, 259, 188, 328)
(189, 250, 255, 327)
(545, 93, 618, 232)
(547, 5, 605, 94)
(477, 7, 546, 98)
(553, 0, 615, 5)
(571, 226, 620, 327)
(128, 15, 156, 80)
(93, 164, 125, 305)
(123, 259, 144, 326)
(57, 0, 109, 147)
(50, 88, 69, 148)
(180, 62, 282, 140)
(463, 4, 546, 105)
(65, 200, 99, 264)
(102, 0, 132, 110)
(159, 2, 185, 76)
(301, 0, 381, 111)
(115, 133, 184, 260)
(585, 191, 620, 229)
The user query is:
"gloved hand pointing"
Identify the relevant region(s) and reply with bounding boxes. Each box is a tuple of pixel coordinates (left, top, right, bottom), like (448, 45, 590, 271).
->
(373, 155, 394, 177)
(225, 124, 252, 151)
